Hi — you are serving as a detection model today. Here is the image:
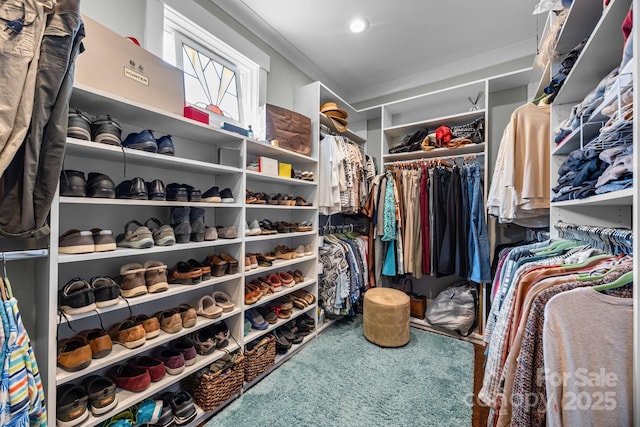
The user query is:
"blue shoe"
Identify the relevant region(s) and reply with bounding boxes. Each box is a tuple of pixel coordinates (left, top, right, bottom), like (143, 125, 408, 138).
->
(245, 308, 268, 330)
(123, 129, 158, 152)
(132, 399, 163, 427)
(156, 134, 175, 156)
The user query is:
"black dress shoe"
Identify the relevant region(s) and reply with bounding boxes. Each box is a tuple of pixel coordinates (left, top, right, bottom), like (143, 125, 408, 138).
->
(166, 183, 189, 202)
(60, 170, 88, 197)
(87, 172, 116, 198)
(116, 177, 147, 200)
(146, 179, 166, 201)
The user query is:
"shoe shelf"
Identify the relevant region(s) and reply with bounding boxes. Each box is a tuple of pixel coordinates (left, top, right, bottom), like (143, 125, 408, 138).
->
(245, 204, 316, 211)
(74, 341, 241, 427)
(59, 274, 243, 324)
(59, 196, 243, 209)
(244, 278, 317, 310)
(71, 84, 245, 147)
(382, 142, 486, 163)
(243, 255, 316, 278)
(58, 239, 242, 264)
(56, 306, 243, 385)
(65, 138, 242, 175)
(383, 109, 485, 139)
(245, 170, 317, 186)
(246, 139, 317, 165)
(550, 188, 633, 207)
(243, 304, 317, 344)
(244, 332, 316, 392)
(245, 230, 316, 242)
(554, 0, 631, 105)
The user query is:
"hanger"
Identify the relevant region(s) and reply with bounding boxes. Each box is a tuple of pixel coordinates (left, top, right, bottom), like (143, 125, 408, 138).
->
(530, 239, 580, 256)
(562, 253, 611, 270)
(592, 271, 633, 292)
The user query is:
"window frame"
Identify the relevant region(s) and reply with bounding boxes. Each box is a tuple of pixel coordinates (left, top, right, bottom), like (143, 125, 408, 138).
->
(162, 5, 260, 128)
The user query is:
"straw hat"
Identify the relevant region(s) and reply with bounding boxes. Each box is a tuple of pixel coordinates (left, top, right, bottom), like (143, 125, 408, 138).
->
(320, 102, 348, 119)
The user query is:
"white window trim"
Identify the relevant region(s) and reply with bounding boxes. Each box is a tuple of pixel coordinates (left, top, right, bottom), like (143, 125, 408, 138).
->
(144, 0, 269, 127)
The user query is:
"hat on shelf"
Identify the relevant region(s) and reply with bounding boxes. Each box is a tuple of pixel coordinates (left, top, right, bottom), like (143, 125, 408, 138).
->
(320, 101, 349, 133)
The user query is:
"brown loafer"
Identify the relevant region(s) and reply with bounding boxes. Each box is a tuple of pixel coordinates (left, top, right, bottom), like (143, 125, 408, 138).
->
(168, 261, 202, 285)
(108, 320, 146, 349)
(77, 328, 113, 359)
(154, 310, 182, 334)
(58, 335, 92, 371)
(129, 314, 161, 340)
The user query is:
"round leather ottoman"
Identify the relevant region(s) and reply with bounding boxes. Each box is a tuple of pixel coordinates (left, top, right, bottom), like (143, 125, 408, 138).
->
(363, 288, 410, 347)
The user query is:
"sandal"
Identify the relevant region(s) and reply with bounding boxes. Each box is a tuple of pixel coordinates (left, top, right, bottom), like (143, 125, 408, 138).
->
(259, 219, 278, 235)
(194, 295, 223, 319)
(294, 196, 312, 206)
(280, 324, 303, 344)
(256, 306, 277, 324)
(296, 221, 313, 232)
(291, 269, 304, 283)
(286, 294, 308, 309)
(212, 291, 234, 312)
(293, 289, 316, 305)
(244, 283, 261, 305)
(253, 192, 268, 204)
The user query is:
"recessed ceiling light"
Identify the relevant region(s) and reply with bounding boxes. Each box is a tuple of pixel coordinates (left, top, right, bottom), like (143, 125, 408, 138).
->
(349, 17, 368, 33)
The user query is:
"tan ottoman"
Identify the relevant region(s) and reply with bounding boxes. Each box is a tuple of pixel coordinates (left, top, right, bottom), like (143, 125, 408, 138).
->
(363, 288, 410, 347)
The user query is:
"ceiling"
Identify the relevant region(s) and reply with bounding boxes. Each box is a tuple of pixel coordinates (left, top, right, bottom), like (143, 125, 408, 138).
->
(211, 0, 542, 105)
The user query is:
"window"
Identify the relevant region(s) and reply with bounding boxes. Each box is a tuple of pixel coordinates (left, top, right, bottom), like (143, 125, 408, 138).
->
(162, 6, 259, 127)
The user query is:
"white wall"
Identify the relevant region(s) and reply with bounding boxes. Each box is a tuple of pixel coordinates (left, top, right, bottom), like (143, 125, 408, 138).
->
(80, 0, 147, 46)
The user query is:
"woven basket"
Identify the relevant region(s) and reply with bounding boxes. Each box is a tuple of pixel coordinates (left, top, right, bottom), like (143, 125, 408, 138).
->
(184, 354, 244, 412)
(244, 335, 276, 382)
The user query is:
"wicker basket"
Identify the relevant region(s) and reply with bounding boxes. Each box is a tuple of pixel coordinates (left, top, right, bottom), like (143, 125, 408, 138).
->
(244, 335, 276, 382)
(184, 353, 244, 412)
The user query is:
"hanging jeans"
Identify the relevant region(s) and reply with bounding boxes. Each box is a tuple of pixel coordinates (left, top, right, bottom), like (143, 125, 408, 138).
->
(0, 1, 84, 238)
(0, 0, 50, 175)
(468, 163, 491, 282)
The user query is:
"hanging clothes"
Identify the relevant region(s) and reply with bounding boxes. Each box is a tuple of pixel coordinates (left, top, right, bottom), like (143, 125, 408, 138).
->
(479, 226, 634, 427)
(0, 1, 85, 239)
(318, 231, 368, 316)
(366, 157, 490, 284)
(487, 102, 550, 228)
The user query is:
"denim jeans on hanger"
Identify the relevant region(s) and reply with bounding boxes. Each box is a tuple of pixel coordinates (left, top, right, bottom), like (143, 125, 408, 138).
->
(0, 1, 84, 238)
(469, 163, 491, 283)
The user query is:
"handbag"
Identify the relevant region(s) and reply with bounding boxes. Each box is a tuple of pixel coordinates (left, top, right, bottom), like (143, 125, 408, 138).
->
(402, 279, 427, 320)
(425, 282, 478, 336)
(450, 117, 485, 143)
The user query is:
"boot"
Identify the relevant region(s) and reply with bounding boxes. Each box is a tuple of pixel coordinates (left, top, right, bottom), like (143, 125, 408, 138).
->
(189, 207, 205, 242)
(170, 207, 191, 243)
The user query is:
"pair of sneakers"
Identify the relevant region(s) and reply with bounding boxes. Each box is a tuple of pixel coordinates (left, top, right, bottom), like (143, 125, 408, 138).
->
(122, 129, 175, 155)
(56, 376, 119, 426)
(68, 107, 122, 145)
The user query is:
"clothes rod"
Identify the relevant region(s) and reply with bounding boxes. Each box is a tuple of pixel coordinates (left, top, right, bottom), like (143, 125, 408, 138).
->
(1, 249, 49, 261)
(383, 152, 485, 166)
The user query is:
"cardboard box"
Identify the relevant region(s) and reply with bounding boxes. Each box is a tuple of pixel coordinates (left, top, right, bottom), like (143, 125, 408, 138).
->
(75, 15, 185, 116)
(279, 162, 292, 178)
(258, 156, 278, 176)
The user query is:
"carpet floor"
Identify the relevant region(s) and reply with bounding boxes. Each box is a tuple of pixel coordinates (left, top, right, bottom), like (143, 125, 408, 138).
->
(205, 317, 475, 427)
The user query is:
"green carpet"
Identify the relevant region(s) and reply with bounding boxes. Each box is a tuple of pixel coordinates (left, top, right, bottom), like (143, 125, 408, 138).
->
(205, 317, 474, 427)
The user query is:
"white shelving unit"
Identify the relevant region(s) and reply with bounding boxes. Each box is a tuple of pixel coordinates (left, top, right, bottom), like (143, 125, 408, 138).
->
(548, 0, 633, 229)
(540, 0, 637, 422)
(42, 83, 324, 425)
(373, 68, 533, 343)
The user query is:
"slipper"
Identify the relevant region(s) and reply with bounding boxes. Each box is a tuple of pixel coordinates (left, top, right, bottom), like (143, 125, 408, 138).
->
(293, 289, 316, 305)
(256, 306, 277, 324)
(195, 295, 223, 319)
(245, 283, 261, 305)
(280, 324, 303, 344)
(286, 294, 308, 309)
(212, 291, 234, 312)
(245, 308, 268, 330)
(273, 330, 291, 354)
